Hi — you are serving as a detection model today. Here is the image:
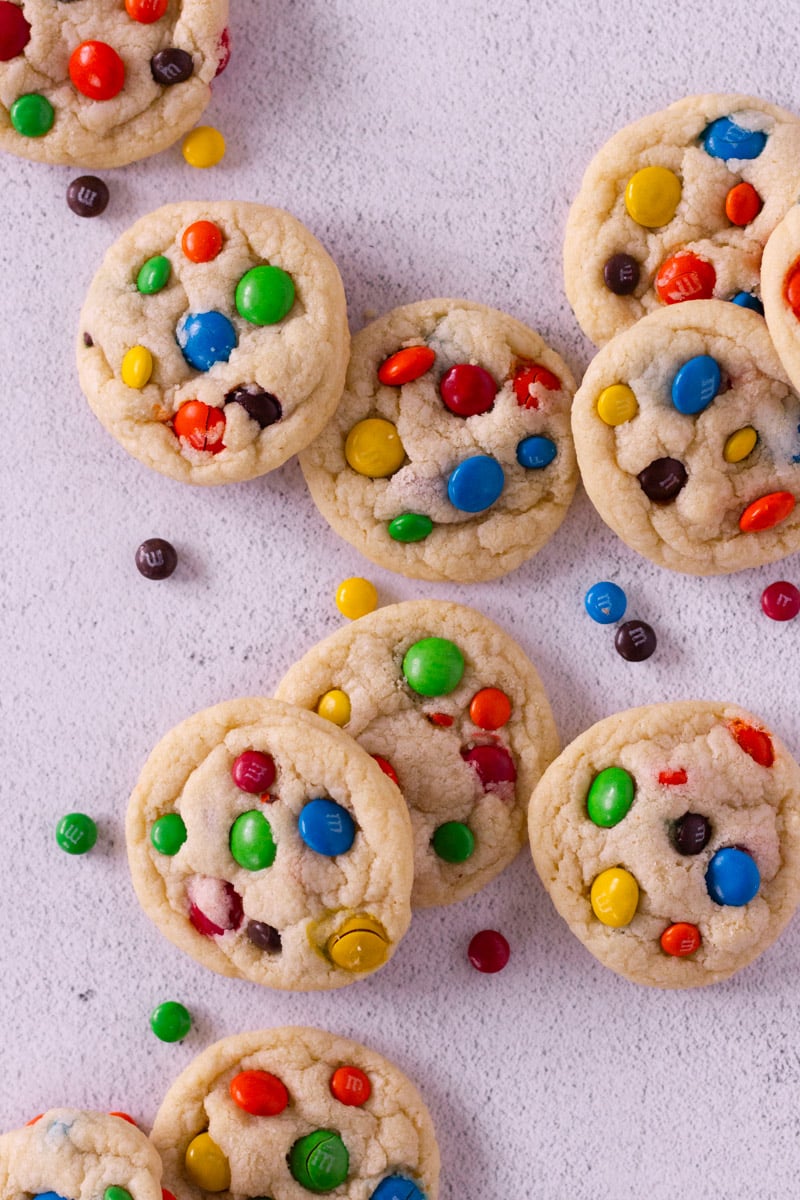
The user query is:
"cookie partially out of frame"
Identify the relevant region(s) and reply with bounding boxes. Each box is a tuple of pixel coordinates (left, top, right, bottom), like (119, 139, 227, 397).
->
(762, 203, 800, 394)
(126, 699, 413, 991)
(77, 202, 350, 485)
(571, 299, 800, 574)
(299, 298, 577, 582)
(151, 1027, 439, 1200)
(529, 701, 800, 988)
(0, 1110, 162, 1200)
(564, 93, 800, 346)
(0, 0, 229, 168)
(277, 600, 560, 907)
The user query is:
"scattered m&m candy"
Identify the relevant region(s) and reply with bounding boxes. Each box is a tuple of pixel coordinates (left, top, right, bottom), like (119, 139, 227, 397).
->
(584, 580, 626, 624)
(336, 577, 378, 620)
(150, 1000, 191, 1043)
(135, 538, 177, 579)
(182, 125, 226, 168)
(66, 176, 109, 218)
(761, 580, 800, 621)
(56, 812, 97, 855)
(467, 929, 510, 974)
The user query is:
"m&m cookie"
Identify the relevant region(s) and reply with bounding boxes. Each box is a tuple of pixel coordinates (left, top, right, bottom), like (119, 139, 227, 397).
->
(77, 203, 349, 485)
(151, 1027, 440, 1200)
(528, 702, 800, 988)
(0, 0, 229, 168)
(571, 300, 800, 574)
(762, 203, 800, 395)
(299, 298, 577, 582)
(126, 699, 413, 990)
(0, 1110, 162, 1200)
(564, 94, 800, 346)
(277, 600, 560, 907)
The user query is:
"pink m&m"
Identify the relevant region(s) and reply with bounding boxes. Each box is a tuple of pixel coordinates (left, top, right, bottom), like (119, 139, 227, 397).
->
(468, 929, 510, 973)
(761, 581, 800, 621)
(232, 750, 276, 793)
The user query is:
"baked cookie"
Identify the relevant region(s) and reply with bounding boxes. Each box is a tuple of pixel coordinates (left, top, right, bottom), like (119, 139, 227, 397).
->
(0, 0, 229, 168)
(126, 699, 413, 990)
(528, 702, 800, 988)
(151, 1027, 439, 1200)
(277, 600, 559, 908)
(77, 202, 349, 485)
(571, 299, 800, 574)
(299, 299, 577, 582)
(0, 1109, 162, 1200)
(564, 93, 800, 346)
(762, 202, 800, 394)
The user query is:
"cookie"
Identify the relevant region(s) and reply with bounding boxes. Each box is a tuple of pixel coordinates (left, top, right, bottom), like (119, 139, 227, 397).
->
(528, 702, 800, 988)
(299, 298, 577, 582)
(77, 202, 350, 486)
(0, 0, 229, 168)
(762, 202, 800, 395)
(151, 1026, 440, 1200)
(564, 93, 800, 346)
(126, 698, 413, 990)
(0, 1109, 162, 1200)
(277, 600, 559, 908)
(571, 299, 800, 574)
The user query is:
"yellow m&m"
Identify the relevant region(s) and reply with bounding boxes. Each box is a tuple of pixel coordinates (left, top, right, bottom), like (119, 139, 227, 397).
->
(182, 125, 226, 168)
(590, 867, 639, 927)
(724, 426, 758, 463)
(624, 166, 682, 228)
(121, 345, 153, 389)
(335, 577, 378, 620)
(327, 915, 389, 972)
(597, 383, 638, 426)
(316, 689, 351, 725)
(184, 1133, 230, 1192)
(345, 418, 405, 477)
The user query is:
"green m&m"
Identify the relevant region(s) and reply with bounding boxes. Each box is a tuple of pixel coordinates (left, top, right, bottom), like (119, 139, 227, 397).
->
(150, 813, 187, 856)
(105, 1187, 133, 1200)
(586, 766, 635, 827)
(388, 513, 433, 543)
(229, 810, 276, 871)
(11, 93, 54, 138)
(136, 255, 171, 295)
(235, 265, 295, 325)
(402, 637, 464, 697)
(55, 812, 97, 855)
(289, 1130, 349, 1192)
(432, 821, 474, 863)
(150, 1000, 191, 1043)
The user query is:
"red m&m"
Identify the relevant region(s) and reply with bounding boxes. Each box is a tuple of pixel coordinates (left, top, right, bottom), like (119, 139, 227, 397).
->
(126, 0, 169, 22)
(440, 363, 496, 417)
(655, 252, 716, 305)
(468, 929, 510, 973)
(761, 581, 800, 621)
(69, 41, 126, 101)
(230, 1070, 288, 1116)
(182, 221, 223, 263)
(173, 401, 226, 454)
(512, 362, 561, 408)
(330, 1065, 371, 1106)
(0, 1, 30, 61)
(378, 345, 435, 386)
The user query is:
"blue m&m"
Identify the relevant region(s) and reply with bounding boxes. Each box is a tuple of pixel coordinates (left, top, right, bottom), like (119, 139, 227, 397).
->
(584, 581, 627, 624)
(298, 798, 356, 856)
(370, 1177, 426, 1200)
(516, 435, 557, 469)
(731, 291, 765, 315)
(702, 116, 767, 162)
(705, 847, 761, 906)
(176, 311, 237, 371)
(671, 355, 721, 415)
(447, 455, 504, 512)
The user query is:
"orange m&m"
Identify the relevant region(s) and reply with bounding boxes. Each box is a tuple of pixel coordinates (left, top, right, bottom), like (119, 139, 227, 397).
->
(230, 1069, 289, 1116)
(513, 362, 561, 408)
(660, 922, 701, 957)
(725, 182, 762, 226)
(125, 0, 169, 22)
(69, 41, 125, 101)
(729, 719, 774, 768)
(655, 252, 716, 305)
(469, 687, 511, 730)
(330, 1065, 371, 1106)
(173, 401, 226, 454)
(182, 221, 223, 263)
(784, 259, 800, 319)
(739, 491, 795, 533)
(371, 754, 399, 786)
(378, 345, 435, 386)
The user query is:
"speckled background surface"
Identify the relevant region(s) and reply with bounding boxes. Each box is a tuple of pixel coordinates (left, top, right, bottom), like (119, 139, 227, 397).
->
(2, 1, 800, 1196)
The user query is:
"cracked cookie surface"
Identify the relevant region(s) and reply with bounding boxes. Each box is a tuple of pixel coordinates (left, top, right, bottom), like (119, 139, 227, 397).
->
(564, 93, 800, 346)
(762, 203, 800, 396)
(299, 298, 577, 582)
(277, 600, 560, 907)
(0, 1109, 162, 1200)
(78, 202, 349, 486)
(151, 1027, 440, 1200)
(528, 701, 800, 988)
(571, 299, 800, 574)
(0, 0, 228, 168)
(126, 699, 413, 990)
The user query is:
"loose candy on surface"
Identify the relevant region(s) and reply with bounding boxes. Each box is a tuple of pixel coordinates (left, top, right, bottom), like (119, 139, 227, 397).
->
(182, 126, 226, 168)
(761, 580, 800, 620)
(55, 812, 97, 855)
(67, 176, 109, 217)
(467, 929, 510, 973)
(584, 580, 627, 624)
(614, 620, 657, 661)
(135, 538, 177, 579)
(150, 1001, 191, 1043)
(335, 577, 378, 620)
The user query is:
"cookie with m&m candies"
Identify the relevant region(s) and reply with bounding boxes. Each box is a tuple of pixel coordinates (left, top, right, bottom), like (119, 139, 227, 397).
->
(77, 203, 349, 485)
(528, 701, 800, 988)
(761, 203, 800, 399)
(277, 599, 559, 907)
(126, 698, 413, 990)
(151, 1027, 439, 1200)
(564, 93, 800, 346)
(571, 299, 800, 573)
(0, 1110, 162, 1200)
(299, 298, 577, 582)
(0, 0, 229, 167)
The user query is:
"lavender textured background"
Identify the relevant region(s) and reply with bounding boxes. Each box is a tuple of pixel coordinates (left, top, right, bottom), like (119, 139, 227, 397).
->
(2, 1, 800, 1196)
